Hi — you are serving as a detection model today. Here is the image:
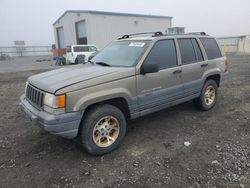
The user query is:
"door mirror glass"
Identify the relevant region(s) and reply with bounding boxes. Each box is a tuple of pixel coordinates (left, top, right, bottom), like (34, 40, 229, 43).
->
(141, 63, 159, 74)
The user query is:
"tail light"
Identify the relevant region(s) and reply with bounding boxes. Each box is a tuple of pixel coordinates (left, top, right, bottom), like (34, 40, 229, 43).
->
(225, 59, 228, 72)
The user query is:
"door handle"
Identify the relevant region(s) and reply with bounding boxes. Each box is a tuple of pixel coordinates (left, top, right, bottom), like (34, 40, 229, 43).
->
(173, 70, 182, 74)
(201, 64, 208, 68)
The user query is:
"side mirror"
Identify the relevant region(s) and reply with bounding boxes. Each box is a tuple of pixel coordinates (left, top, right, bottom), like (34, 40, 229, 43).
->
(141, 63, 159, 74)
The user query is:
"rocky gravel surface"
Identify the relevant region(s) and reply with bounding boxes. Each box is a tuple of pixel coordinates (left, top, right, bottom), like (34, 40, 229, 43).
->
(0, 55, 249, 187)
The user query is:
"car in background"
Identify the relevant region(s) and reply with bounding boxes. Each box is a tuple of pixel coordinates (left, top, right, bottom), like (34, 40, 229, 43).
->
(65, 45, 98, 64)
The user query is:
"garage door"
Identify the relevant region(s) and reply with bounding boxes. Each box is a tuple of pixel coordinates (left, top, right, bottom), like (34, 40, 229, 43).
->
(76, 20, 87, 45)
(57, 27, 65, 49)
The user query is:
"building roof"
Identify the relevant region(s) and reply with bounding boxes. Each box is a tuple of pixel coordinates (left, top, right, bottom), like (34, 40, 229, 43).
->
(53, 10, 172, 25)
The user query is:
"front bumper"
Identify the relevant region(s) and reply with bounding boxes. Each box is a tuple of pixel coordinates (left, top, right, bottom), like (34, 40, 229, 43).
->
(19, 94, 83, 139)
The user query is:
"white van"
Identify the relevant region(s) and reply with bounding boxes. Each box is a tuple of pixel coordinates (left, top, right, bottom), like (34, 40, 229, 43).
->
(65, 45, 98, 64)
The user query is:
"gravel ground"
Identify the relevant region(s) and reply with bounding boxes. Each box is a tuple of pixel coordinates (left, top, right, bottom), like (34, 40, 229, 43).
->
(0, 55, 249, 188)
(0, 56, 54, 73)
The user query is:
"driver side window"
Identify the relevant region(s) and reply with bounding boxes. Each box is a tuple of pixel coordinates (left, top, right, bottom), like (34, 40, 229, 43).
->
(144, 39, 177, 70)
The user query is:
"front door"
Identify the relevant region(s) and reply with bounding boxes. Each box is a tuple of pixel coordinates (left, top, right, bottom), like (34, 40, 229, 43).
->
(136, 39, 183, 115)
(177, 38, 206, 97)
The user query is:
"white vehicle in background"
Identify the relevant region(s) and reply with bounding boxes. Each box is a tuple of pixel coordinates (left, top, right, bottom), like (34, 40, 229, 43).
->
(65, 45, 98, 64)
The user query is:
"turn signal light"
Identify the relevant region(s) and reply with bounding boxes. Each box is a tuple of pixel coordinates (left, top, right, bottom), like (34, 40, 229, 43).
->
(58, 95, 66, 108)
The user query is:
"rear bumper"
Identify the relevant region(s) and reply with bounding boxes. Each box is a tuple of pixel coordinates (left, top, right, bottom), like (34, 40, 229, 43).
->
(19, 94, 83, 139)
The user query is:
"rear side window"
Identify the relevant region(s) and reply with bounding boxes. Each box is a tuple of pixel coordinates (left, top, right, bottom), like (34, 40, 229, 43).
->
(200, 38, 222, 60)
(178, 39, 196, 65)
(191, 39, 203, 62)
(144, 39, 177, 69)
(73, 46, 89, 52)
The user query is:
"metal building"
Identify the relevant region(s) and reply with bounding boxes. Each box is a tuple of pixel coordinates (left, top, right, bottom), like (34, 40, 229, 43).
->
(217, 35, 250, 55)
(53, 10, 172, 49)
(167, 27, 185, 34)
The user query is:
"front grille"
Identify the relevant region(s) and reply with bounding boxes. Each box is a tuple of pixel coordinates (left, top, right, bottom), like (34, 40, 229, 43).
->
(26, 84, 44, 108)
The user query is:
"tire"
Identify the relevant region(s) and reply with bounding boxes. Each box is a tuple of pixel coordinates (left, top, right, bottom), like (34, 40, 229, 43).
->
(194, 79, 218, 111)
(79, 104, 127, 155)
(75, 58, 78, 64)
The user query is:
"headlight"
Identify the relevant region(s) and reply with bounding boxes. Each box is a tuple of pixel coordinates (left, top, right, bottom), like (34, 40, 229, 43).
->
(43, 93, 66, 114)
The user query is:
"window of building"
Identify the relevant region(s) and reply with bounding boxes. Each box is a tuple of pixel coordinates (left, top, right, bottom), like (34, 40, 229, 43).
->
(76, 20, 87, 45)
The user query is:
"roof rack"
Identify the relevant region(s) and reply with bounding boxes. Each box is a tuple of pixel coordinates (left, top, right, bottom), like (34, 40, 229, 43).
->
(118, 31, 163, 40)
(118, 31, 209, 40)
(184, 32, 208, 36)
(164, 32, 208, 36)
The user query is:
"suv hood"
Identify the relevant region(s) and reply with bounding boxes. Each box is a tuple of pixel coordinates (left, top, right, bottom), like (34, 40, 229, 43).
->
(28, 64, 135, 94)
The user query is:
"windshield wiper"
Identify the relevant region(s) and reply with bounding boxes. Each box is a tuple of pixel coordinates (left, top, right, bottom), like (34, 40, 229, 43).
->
(95, 62, 111, 67)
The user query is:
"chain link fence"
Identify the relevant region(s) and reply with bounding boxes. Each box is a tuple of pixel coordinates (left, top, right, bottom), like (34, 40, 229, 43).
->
(0, 46, 52, 57)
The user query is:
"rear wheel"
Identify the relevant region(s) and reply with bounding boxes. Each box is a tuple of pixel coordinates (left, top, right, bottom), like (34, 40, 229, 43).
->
(194, 80, 218, 111)
(79, 104, 126, 155)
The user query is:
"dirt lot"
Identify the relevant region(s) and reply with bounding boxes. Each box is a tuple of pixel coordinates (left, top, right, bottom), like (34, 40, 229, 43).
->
(0, 56, 53, 73)
(0, 55, 250, 188)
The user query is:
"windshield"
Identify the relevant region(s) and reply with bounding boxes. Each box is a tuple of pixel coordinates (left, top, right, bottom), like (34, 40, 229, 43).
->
(91, 40, 150, 67)
(88, 46, 98, 52)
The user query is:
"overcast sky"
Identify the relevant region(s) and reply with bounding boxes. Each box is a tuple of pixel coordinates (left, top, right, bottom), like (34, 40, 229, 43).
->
(0, 0, 249, 46)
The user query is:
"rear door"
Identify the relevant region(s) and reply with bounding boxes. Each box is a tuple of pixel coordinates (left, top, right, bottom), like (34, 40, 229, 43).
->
(177, 38, 206, 97)
(136, 39, 183, 114)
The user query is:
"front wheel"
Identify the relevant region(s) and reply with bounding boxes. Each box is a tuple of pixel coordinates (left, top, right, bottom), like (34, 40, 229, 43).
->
(79, 104, 127, 155)
(194, 80, 218, 111)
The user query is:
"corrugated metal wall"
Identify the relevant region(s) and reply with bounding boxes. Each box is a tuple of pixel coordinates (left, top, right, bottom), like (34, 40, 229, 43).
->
(54, 13, 92, 48)
(87, 14, 171, 49)
(53, 12, 172, 49)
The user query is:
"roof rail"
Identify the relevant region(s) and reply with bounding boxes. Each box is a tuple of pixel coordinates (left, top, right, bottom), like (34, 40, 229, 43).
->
(118, 31, 163, 40)
(185, 32, 208, 36)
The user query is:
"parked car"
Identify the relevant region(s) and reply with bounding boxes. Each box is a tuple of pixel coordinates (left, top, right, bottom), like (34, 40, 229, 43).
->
(20, 32, 228, 155)
(65, 45, 98, 64)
